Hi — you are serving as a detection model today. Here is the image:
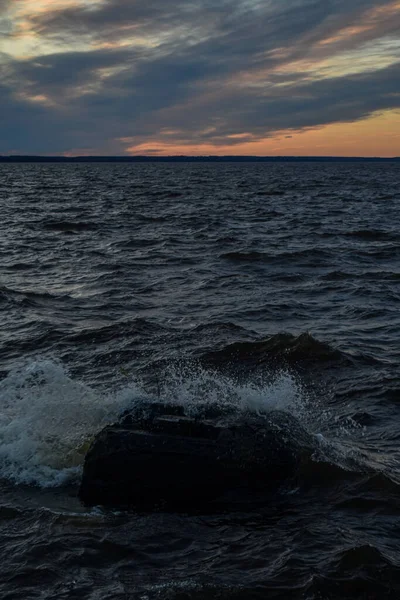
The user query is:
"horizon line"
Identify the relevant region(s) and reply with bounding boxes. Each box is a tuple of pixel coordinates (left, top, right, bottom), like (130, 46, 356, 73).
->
(1, 154, 399, 162)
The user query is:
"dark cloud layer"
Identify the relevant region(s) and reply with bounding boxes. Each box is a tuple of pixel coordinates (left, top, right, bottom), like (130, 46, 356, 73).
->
(1, 0, 399, 153)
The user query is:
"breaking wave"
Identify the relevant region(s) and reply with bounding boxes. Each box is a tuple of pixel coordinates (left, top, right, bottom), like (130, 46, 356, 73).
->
(0, 341, 373, 490)
(0, 360, 139, 487)
(0, 357, 315, 488)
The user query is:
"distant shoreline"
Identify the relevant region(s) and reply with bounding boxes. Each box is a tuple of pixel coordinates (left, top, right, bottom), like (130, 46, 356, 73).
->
(0, 155, 399, 163)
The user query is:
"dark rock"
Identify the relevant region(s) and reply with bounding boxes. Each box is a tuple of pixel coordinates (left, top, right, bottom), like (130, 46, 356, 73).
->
(79, 401, 313, 511)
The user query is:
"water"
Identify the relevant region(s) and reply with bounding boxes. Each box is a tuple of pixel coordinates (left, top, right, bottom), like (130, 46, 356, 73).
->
(0, 161, 399, 598)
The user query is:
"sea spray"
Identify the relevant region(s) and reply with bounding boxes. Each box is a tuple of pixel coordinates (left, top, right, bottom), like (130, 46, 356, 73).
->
(158, 362, 310, 421)
(0, 360, 141, 487)
(0, 358, 367, 489)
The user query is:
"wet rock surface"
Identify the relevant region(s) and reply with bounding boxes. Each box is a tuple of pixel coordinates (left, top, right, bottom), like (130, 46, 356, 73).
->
(79, 402, 313, 511)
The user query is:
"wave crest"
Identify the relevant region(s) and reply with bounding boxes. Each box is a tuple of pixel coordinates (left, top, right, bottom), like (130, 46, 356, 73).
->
(0, 360, 139, 487)
(200, 333, 345, 370)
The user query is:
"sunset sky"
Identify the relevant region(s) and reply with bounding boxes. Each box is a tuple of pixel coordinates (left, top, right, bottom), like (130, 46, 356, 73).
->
(0, 0, 399, 156)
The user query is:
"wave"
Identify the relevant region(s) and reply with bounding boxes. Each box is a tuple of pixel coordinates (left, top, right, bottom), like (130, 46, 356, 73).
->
(3, 262, 36, 272)
(352, 245, 400, 260)
(154, 363, 308, 420)
(0, 334, 384, 490)
(221, 251, 268, 262)
(0, 357, 315, 488)
(337, 544, 392, 569)
(135, 213, 169, 223)
(0, 360, 139, 487)
(41, 221, 98, 232)
(200, 333, 346, 370)
(0, 285, 74, 309)
(127, 572, 398, 600)
(118, 237, 161, 249)
(220, 249, 330, 263)
(256, 190, 285, 197)
(67, 317, 166, 344)
(344, 229, 397, 241)
(164, 190, 183, 198)
(320, 270, 400, 282)
(0, 285, 53, 306)
(319, 270, 351, 281)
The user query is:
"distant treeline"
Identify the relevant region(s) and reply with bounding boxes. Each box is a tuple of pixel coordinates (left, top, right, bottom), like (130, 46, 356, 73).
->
(0, 155, 399, 163)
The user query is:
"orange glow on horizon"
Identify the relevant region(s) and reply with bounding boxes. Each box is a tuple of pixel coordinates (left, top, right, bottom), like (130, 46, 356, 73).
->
(124, 111, 400, 158)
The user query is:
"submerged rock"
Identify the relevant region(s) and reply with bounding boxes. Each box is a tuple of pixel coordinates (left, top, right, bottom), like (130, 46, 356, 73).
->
(79, 401, 312, 511)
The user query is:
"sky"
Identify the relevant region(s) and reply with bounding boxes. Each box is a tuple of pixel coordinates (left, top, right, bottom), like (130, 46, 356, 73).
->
(0, 0, 399, 156)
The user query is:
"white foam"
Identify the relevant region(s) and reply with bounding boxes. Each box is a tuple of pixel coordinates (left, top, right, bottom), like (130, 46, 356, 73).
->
(0, 359, 313, 488)
(0, 360, 142, 487)
(159, 364, 309, 419)
(158, 365, 373, 473)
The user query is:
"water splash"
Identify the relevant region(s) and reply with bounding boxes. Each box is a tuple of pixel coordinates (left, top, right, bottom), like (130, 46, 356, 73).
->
(0, 360, 141, 487)
(0, 358, 370, 489)
(157, 362, 310, 421)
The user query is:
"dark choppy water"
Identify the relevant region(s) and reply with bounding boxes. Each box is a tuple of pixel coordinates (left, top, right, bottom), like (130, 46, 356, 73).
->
(1, 162, 400, 599)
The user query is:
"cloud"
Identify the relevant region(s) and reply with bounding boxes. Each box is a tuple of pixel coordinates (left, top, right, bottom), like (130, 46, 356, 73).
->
(126, 60, 400, 144)
(28, 0, 398, 57)
(0, 0, 12, 35)
(1, 0, 399, 154)
(0, 0, 11, 12)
